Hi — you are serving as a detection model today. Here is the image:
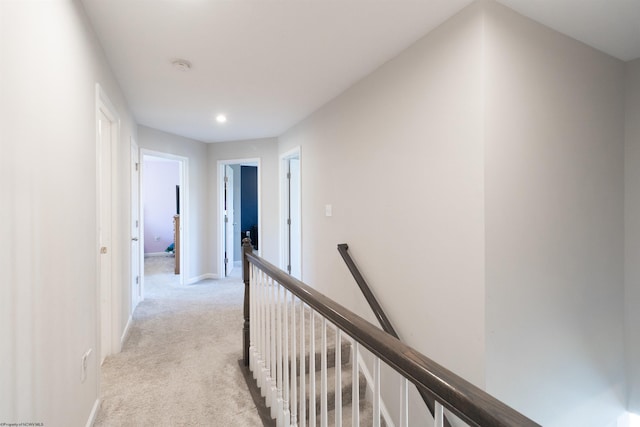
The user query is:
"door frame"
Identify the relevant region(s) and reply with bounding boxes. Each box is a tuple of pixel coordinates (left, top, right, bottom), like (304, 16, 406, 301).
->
(95, 84, 120, 365)
(217, 158, 261, 277)
(140, 149, 189, 286)
(130, 137, 142, 312)
(223, 165, 236, 276)
(280, 147, 302, 278)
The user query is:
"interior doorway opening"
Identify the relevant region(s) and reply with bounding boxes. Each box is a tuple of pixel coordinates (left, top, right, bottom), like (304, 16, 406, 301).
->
(281, 148, 301, 279)
(218, 159, 260, 278)
(140, 150, 188, 292)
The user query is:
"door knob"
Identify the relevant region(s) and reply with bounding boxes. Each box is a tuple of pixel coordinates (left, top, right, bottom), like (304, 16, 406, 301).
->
(132, 237, 139, 241)
(100, 247, 108, 254)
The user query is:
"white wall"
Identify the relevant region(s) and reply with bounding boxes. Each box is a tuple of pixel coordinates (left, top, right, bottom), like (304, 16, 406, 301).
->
(0, 1, 137, 425)
(207, 138, 280, 276)
(278, 1, 631, 425)
(625, 58, 640, 413)
(484, 3, 626, 426)
(279, 3, 487, 397)
(137, 126, 209, 283)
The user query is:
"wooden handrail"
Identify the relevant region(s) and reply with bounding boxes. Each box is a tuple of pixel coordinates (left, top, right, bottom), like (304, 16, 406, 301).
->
(337, 243, 398, 338)
(338, 243, 451, 427)
(244, 248, 540, 427)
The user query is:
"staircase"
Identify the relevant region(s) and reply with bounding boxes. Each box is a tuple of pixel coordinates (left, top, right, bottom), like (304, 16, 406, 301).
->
(254, 303, 382, 426)
(298, 308, 377, 426)
(244, 243, 541, 427)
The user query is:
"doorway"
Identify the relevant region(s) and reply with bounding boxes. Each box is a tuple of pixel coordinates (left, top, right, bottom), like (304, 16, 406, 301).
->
(281, 148, 301, 279)
(218, 159, 260, 278)
(140, 150, 188, 291)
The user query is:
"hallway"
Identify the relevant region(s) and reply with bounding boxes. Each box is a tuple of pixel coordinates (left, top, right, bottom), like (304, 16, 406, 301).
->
(95, 257, 263, 426)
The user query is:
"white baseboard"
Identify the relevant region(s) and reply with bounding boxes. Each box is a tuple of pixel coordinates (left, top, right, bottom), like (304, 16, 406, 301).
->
(187, 273, 218, 284)
(85, 398, 100, 427)
(121, 315, 133, 346)
(144, 252, 172, 257)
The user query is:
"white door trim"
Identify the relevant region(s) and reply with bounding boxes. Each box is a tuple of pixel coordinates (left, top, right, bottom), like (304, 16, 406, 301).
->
(140, 149, 189, 286)
(217, 158, 261, 277)
(130, 137, 142, 312)
(279, 147, 302, 278)
(95, 83, 120, 367)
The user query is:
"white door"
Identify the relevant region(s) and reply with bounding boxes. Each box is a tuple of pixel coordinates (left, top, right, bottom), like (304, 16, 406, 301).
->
(282, 151, 302, 279)
(98, 108, 114, 364)
(224, 165, 234, 276)
(131, 140, 142, 310)
(289, 158, 301, 279)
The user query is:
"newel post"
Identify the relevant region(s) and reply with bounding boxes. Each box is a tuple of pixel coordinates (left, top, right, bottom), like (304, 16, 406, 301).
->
(242, 237, 253, 366)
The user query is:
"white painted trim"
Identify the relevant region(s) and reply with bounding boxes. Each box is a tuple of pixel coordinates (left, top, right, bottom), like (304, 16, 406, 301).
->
(144, 252, 172, 257)
(279, 147, 302, 279)
(130, 136, 142, 313)
(85, 398, 100, 427)
(121, 315, 133, 346)
(186, 273, 219, 284)
(140, 149, 189, 287)
(95, 82, 121, 378)
(357, 352, 396, 427)
(217, 158, 262, 278)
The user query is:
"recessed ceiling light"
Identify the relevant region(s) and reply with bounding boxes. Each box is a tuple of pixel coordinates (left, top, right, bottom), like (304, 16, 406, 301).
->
(216, 114, 227, 124)
(171, 59, 192, 72)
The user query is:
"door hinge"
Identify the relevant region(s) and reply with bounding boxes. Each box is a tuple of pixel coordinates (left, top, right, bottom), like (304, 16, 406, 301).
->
(136, 276, 139, 284)
(287, 172, 291, 179)
(135, 162, 139, 171)
(135, 220, 139, 228)
(224, 257, 229, 264)
(225, 216, 229, 223)
(287, 218, 291, 226)
(287, 265, 291, 274)
(224, 176, 229, 183)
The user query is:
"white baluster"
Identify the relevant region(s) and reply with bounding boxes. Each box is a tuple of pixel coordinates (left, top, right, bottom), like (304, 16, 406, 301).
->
(290, 294, 298, 427)
(260, 270, 267, 392)
(249, 264, 253, 371)
(335, 329, 342, 427)
(263, 272, 271, 402)
(351, 340, 359, 426)
(251, 265, 258, 374)
(270, 278, 278, 417)
(309, 310, 316, 427)
(277, 284, 284, 425)
(283, 289, 290, 427)
(300, 303, 307, 427)
(434, 402, 444, 427)
(373, 357, 380, 427)
(320, 318, 327, 427)
(400, 377, 408, 427)
(258, 270, 266, 392)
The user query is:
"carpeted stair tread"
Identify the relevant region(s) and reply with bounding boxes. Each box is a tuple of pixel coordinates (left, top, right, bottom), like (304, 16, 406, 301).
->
(327, 397, 386, 427)
(303, 363, 367, 418)
(291, 339, 352, 374)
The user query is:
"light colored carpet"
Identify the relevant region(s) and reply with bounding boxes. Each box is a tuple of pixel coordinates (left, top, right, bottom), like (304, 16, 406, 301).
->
(95, 256, 264, 426)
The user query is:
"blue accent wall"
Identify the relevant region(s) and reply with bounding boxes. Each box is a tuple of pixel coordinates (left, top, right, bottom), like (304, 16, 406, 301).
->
(241, 166, 258, 247)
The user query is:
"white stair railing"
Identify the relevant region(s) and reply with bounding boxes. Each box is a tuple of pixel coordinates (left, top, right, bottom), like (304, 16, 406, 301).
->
(243, 240, 541, 427)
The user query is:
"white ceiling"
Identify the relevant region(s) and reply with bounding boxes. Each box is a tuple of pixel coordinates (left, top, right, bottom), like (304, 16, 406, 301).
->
(81, 0, 640, 143)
